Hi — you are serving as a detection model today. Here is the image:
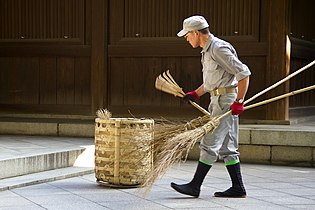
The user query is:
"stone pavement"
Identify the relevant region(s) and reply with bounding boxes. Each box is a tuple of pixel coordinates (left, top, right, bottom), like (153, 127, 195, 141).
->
(1, 160, 315, 210)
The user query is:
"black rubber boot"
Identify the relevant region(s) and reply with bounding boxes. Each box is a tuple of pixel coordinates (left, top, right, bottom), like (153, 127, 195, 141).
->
(214, 162, 246, 198)
(171, 161, 211, 198)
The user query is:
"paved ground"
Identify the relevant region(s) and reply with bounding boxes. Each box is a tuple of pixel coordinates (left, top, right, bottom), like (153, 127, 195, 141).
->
(1, 160, 315, 210)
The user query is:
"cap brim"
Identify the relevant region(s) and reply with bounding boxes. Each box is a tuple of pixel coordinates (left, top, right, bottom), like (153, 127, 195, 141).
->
(177, 29, 189, 37)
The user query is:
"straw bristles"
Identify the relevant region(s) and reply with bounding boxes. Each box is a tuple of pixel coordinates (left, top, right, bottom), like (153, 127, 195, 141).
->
(96, 108, 112, 119)
(155, 74, 184, 97)
(142, 65, 315, 193)
(153, 115, 212, 154)
(155, 70, 211, 116)
(141, 116, 220, 192)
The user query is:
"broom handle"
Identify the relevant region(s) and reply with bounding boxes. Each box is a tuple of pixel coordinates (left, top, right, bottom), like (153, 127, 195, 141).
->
(164, 72, 211, 115)
(244, 60, 315, 105)
(244, 85, 315, 111)
(182, 60, 315, 117)
(189, 101, 211, 116)
(216, 85, 315, 121)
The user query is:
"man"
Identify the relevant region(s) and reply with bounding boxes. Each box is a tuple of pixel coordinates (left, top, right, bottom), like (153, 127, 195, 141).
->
(171, 15, 251, 198)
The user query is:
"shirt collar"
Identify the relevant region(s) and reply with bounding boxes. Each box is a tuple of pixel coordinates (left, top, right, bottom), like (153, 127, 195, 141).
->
(201, 34, 214, 54)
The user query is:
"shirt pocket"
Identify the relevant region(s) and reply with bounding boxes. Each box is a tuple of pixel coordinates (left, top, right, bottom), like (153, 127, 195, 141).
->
(202, 59, 221, 88)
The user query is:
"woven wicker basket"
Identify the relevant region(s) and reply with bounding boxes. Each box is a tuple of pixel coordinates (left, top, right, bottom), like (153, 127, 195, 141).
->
(95, 118, 154, 187)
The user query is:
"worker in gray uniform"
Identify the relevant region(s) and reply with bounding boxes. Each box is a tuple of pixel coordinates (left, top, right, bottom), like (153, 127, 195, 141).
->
(171, 15, 251, 198)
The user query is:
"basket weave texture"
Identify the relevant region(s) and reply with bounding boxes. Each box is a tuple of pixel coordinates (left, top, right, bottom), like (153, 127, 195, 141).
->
(95, 118, 154, 186)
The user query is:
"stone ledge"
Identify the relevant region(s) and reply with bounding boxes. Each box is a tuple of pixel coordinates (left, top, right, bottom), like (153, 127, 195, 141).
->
(187, 143, 314, 167)
(0, 122, 57, 136)
(0, 149, 84, 179)
(59, 123, 94, 137)
(239, 129, 251, 144)
(251, 130, 315, 147)
(239, 145, 271, 164)
(0, 121, 95, 137)
(271, 146, 313, 167)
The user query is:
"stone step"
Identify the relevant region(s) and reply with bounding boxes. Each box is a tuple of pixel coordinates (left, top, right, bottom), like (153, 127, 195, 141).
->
(0, 148, 85, 179)
(0, 166, 94, 191)
(0, 136, 95, 191)
(0, 135, 95, 180)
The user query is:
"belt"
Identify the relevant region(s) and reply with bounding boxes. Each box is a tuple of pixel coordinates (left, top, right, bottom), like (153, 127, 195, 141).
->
(209, 87, 237, 96)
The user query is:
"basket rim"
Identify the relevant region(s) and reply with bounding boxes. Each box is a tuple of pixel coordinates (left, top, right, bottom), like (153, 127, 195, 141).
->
(95, 118, 154, 124)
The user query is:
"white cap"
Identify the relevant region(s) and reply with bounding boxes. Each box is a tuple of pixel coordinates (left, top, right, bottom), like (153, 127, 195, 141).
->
(177, 15, 209, 37)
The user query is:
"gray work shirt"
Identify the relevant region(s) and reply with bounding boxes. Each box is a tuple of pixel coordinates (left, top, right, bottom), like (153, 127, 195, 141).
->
(201, 34, 251, 92)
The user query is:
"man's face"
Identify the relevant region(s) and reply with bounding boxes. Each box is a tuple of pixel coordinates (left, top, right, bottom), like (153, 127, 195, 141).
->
(184, 31, 200, 48)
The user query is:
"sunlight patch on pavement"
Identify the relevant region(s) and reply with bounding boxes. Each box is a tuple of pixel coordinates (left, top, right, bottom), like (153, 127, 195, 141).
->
(74, 145, 95, 167)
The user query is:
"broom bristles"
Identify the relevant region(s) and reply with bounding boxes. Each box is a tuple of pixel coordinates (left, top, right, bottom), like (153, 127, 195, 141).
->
(96, 108, 112, 119)
(141, 116, 220, 193)
(161, 72, 184, 93)
(155, 76, 183, 97)
(141, 67, 315, 194)
(166, 70, 181, 88)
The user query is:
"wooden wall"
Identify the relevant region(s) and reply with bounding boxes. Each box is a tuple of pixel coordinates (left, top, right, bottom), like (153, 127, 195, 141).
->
(107, 0, 267, 119)
(0, 0, 313, 119)
(288, 0, 315, 109)
(0, 0, 85, 42)
(290, 39, 315, 108)
(0, 0, 92, 115)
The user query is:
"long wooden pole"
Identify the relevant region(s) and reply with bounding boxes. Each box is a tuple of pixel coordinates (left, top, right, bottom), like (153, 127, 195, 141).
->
(244, 85, 315, 111)
(157, 60, 315, 117)
(244, 60, 315, 105)
(213, 61, 315, 121)
(216, 85, 315, 121)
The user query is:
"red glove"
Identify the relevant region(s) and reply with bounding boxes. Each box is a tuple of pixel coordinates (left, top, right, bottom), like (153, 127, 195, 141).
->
(183, 91, 200, 102)
(231, 101, 244, 115)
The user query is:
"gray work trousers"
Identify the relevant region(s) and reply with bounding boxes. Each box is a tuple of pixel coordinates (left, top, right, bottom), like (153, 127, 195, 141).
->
(199, 93, 239, 165)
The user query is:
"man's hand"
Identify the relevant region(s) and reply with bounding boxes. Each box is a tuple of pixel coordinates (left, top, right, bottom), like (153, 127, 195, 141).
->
(183, 91, 200, 102)
(231, 101, 244, 115)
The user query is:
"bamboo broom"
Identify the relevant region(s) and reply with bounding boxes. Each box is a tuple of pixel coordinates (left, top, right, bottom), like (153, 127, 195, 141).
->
(244, 59, 315, 105)
(155, 70, 210, 116)
(143, 84, 315, 190)
(156, 60, 315, 116)
(146, 61, 315, 190)
(153, 60, 315, 163)
(207, 59, 315, 121)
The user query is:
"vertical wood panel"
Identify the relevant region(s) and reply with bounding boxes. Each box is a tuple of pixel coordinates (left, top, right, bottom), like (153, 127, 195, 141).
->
(179, 57, 205, 108)
(123, 58, 168, 106)
(39, 57, 57, 104)
(91, 0, 106, 112)
(75, 57, 91, 105)
(109, 0, 124, 43)
(0, 57, 11, 104)
(10, 57, 40, 104)
(109, 57, 181, 107)
(109, 58, 124, 106)
(57, 57, 75, 104)
(123, 58, 146, 105)
(290, 58, 315, 107)
(266, 0, 289, 120)
(0, 0, 85, 42)
(121, 0, 260, 40)
(290, 0, 315, 42)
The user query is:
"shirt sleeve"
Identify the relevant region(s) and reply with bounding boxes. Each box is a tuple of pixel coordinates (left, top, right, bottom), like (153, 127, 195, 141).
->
(212, 44, 251, 81)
